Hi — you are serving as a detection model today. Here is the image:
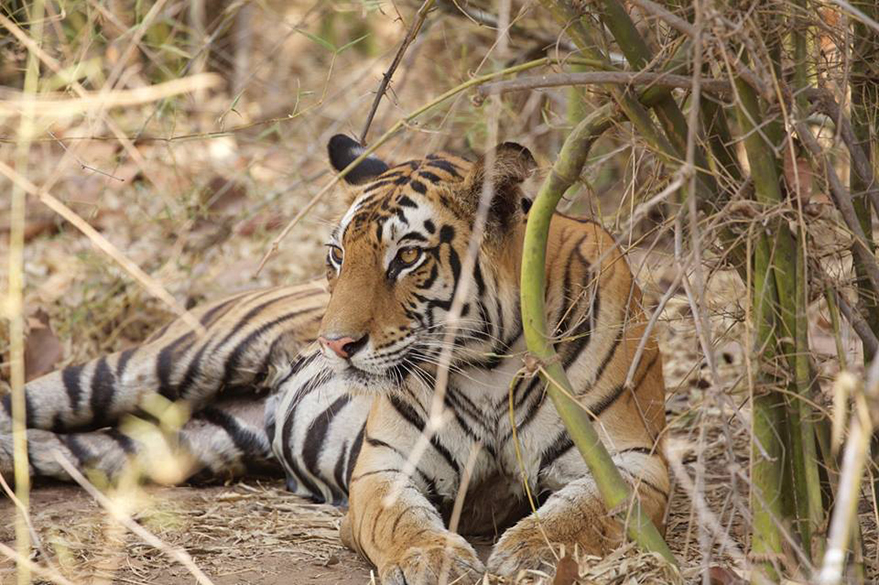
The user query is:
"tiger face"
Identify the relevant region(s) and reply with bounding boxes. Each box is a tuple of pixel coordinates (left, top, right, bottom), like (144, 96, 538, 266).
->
(316, 135, 536, 393)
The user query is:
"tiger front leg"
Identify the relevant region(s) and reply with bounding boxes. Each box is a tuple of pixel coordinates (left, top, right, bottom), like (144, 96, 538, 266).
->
(344, 464, 484, 585)
(486, 470, 667, 578)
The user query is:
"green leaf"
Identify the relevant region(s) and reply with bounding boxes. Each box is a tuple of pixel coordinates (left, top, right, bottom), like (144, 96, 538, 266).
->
(297, 29, 336, 52)
(336, 33, 371, 54)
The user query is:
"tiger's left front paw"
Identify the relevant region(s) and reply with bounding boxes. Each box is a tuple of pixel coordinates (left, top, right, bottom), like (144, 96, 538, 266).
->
(486, 520, 557, 579)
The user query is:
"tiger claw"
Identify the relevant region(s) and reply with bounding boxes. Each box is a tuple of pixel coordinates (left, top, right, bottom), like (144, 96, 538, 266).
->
(379, 533, 484, 585)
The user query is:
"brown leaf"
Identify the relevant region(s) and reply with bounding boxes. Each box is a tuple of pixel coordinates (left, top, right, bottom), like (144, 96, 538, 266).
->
(25, 309, 63, 382)
(553, 555, 579, 585)
(708, 566, 746, 585)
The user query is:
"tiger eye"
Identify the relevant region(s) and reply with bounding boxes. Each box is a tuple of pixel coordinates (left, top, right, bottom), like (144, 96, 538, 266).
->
(329, 246, 344, 264)
(398, 247, 420, 266)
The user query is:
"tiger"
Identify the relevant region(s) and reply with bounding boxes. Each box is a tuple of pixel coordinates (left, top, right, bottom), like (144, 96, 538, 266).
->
(0, 134, 669, 584)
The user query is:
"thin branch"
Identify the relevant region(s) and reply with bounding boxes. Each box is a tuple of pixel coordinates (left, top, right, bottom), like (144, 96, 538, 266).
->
(0, 73, 223, 118)
(477, 70, 732, 97)
(360, 0, 436, 144)
(437, 0, 577, 51)
(832, 287, 879, 358)
(0, 543, 77, 585)
(830, 0, 879, 34)
(795, 120, 879, 296)
(628, 0, 697, 37)
(803, 88, 879, 215)
(54, 453, 217, 585)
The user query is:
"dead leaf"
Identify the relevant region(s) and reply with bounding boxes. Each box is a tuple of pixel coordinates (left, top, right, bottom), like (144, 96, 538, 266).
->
(708, 566, 746, 585)
(553, 555, 579, 585)
(24, 309, 63, 382)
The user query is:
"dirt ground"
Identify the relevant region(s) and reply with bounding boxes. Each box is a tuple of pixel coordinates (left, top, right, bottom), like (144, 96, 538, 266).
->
(1, 482, 374, 585)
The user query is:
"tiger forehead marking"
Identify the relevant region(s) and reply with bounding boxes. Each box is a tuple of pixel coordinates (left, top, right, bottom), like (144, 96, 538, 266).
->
(338, 155, 470, 239)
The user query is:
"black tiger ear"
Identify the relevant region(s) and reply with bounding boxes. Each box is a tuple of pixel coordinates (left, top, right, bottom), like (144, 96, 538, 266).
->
(463, 142, 537, 229)
(328, 134, 390, 185)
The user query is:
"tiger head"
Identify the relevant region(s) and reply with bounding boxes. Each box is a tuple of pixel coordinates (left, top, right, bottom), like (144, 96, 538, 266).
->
(316, 135, 537, 393)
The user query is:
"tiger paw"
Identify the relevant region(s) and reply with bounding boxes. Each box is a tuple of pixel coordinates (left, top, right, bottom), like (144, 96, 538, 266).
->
(486, 521, 558, 579)
(379, 532, 484, 585)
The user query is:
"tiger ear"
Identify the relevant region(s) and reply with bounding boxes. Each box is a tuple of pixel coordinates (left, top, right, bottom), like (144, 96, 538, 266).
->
(328, 134, 390, 185)
(463, 142, 537, 230)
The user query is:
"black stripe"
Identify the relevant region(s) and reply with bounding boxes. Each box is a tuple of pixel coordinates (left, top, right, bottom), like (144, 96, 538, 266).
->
(221, 307, 322, 387)
(620, 469, 668, 498)
(146, 322, 172, 343)
(280, 370, 331, 499)
(388, 396, 459, 474)
(425, 159, 461, 178)
(588, 353, 659, 419)
(106, 428, 136, 454)
(61, 434, 91, 466)
(345, 424, 365, 487)
(156, 332, 196, 400)
(539, 432, 574, 472)
(197, 407, 269, 459)
(417, 170, 443, 184)
(276, 352, 319, 388)
(617, 446, 654, 456)
(199, 293, 248, 328)
(90, 357, 116, 428)
(302, 394, 350, 502)
(365, 434, 401, 454)
(360, 434, 436, 496)
(1, 394, 11, 420)
(62, 364, 85, 415)
(115, 347, 137, 379)
(217, 289, 318, 351)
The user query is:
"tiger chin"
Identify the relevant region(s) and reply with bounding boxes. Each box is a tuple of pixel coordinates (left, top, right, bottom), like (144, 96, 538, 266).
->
(1, 135, 669, 585)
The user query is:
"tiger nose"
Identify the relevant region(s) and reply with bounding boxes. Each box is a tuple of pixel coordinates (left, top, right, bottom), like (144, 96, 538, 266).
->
(319, 334, 369, 359)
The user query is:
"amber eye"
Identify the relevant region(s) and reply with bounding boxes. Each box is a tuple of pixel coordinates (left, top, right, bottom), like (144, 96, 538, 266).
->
(328, 245, 344, 265)
(396, 247, 421, 267)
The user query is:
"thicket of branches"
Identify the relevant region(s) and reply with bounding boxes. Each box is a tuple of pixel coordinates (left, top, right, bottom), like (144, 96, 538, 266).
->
(511, 1, 879, 583)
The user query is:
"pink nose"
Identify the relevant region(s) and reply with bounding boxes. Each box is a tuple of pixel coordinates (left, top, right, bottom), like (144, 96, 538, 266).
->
(319, 335, 367, 359)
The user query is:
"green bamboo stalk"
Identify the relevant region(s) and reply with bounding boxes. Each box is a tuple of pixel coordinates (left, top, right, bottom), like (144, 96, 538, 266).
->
(733, 60, 791, 579)
(790, 0, 825, 560)
(520, 105, 677, 564)
(749, 226, 786, 581)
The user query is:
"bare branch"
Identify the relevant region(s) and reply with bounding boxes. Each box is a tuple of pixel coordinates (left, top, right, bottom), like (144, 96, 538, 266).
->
(360, 0, 436, 145)
(803, 88, 879, 215)
(477, 71, 732, 97)
(628, 0, 697, 37)
(795, 120, 879, 297)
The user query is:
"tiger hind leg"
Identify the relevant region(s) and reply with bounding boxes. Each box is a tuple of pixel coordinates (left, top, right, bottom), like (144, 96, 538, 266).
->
(0, 396, 278, 484)
(0, 283, 327, 484)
